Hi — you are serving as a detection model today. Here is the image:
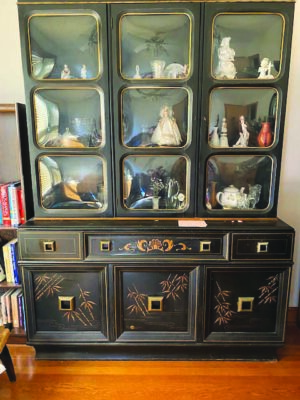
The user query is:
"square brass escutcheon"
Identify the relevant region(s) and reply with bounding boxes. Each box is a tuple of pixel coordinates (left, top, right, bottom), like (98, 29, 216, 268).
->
(148, 296, 164, 312)
(99, 240, 111, 252)
(237, 297, 254, 312)
(42, 240, 56, 252)
(58, 296, 75, 311)
(257, 242, 269, 253)
(200, 241, 211, 252)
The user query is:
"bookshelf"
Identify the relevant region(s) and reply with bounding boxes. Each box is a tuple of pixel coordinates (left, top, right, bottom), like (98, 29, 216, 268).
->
(0, 104, 26, 344)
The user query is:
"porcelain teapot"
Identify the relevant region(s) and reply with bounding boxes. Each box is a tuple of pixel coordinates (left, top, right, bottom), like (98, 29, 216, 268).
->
(216, 185, 244, 209)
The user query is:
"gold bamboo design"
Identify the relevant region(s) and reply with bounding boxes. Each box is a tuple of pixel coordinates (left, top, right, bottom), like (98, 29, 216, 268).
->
(258, 275, 279, 305)
(214, 281, 236, 326)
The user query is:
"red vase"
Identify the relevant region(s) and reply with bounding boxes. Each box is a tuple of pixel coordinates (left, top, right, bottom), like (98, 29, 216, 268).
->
(257, 122, 273, 147)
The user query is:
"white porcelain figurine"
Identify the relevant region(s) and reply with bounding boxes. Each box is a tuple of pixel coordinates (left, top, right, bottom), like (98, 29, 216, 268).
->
(151, 105, 182, 146)
(258, 57, 274, 79)
(215, 37, 237, 79)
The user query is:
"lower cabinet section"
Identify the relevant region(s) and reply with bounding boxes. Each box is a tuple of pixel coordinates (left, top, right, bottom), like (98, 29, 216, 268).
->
(20, 262, 292, 359)
(204, 266, 291, 343)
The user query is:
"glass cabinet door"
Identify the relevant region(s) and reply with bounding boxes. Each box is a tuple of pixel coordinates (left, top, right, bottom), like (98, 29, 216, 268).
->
(119, 12, 192, 80)
(38, 155, 107, 212)
(206, 155, 274, 212)
(28, 12, 101, 80)
(121, 87, 192, 148)
(123, 155, 190, 211)
(212, 13, 284, 80)
(209, 88, 278, 148)
(33, 88, 105, 148)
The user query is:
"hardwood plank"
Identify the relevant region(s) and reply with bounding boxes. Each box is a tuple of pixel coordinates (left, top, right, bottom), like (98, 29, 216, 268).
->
(1, 325, 300, 400)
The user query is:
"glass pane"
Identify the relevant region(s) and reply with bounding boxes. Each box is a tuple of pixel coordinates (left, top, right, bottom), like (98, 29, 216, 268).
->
(28, 13, 101, 80)
(120, 13, 192, 80)
(39, 155, 107, 211)
(33, 88, 105, 148)
(123, 155, 189, 211)
(212, 13, 284, 80)
(206, 155, 274, 211)
(209, 88, 277, 148)
(122, 87, 191, 148)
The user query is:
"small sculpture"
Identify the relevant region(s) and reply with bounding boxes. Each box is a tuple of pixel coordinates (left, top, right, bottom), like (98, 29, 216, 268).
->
(81, 64, 87, 79)
(210, 126, 220, 147)
(233, 115, 250, 147)
(220, 117, 229, 147)
(151, 105, 182, 146)
(258, 58, 274, 79)
(133, 65, 142, 79)
(215, 37, 237, 79)
(61, 64, 71, 79)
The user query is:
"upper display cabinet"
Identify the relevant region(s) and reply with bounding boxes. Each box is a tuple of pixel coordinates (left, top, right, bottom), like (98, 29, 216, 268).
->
(16, 1, 295, 219)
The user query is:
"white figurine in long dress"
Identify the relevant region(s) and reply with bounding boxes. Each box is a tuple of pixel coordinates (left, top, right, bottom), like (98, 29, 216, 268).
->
(215, 37, 237, 79)
(151, 105, 182, 146)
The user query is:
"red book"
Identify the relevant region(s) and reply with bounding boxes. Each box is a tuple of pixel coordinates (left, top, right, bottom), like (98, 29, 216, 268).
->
(0, 183, 11, 226)
(17, 187, 25, 224)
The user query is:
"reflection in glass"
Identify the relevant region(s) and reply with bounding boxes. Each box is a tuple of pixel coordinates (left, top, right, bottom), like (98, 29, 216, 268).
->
(206, 155, 273, 211)
(39, 156, 107, 210)
(120, 13, 191, 80)
(123, 155, 189, 211)
(34, 89, 104, 148)
(209, 88, 277, 148)
(28, 14, 101, 80)
(122, 87, 191, 147)
(212, 13, 284, 80)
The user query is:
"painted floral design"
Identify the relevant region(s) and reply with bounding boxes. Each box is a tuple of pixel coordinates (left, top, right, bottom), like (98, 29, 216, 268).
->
(214, 281, 236, 326)
(258, 274, 279, 305)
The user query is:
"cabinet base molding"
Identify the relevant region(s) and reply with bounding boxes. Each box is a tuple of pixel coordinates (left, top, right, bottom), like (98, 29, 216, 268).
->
(32, 345, 279, 362)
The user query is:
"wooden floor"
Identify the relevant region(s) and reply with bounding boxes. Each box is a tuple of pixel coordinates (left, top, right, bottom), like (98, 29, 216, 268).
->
(1, 325, 300, 400)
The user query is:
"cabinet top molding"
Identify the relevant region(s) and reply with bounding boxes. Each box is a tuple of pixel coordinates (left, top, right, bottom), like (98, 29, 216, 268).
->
(16, 0, 297, 4)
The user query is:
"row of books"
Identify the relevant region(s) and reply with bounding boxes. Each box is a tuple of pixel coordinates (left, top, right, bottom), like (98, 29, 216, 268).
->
(0, 288, 26, 330)
(0, 238, 21, 284)
(0, 180, 25, 227)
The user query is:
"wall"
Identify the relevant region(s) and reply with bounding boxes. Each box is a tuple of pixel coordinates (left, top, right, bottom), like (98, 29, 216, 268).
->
(1, 0, 299, 305)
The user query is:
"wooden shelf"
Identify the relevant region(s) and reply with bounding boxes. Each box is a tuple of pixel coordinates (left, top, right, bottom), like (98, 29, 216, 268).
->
(0, 281, 22, 289)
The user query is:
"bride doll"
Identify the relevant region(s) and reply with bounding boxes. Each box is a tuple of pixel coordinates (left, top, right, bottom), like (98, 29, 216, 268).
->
(151, 105, 182, 146)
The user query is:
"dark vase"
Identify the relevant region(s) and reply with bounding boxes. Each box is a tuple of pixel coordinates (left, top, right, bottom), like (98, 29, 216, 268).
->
(257, 122, 273, 147)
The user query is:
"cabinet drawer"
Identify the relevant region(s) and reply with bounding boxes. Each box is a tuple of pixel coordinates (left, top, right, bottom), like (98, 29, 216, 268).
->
(18, 231, 83, 260)
(231, 233, 294, 260)
(86, 233, 228, 261)
(114, 265, 197, 342)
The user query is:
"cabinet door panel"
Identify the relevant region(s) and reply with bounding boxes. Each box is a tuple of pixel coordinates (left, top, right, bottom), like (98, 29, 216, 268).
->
(22, 265, 109, 343)
(204, 266, 291, 343)
(114, 265, 198, 342)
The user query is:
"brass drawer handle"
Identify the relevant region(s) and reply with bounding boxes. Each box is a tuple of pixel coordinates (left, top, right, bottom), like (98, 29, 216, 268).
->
(200, 241, 211, 252)
(148, 296, 164, 312)
(99, 240, 111, 252)
(237, 297, 254, 312)
(58, 296, 75, 311)
(257, 242, 269, 253)
(42, 240, 56, 252)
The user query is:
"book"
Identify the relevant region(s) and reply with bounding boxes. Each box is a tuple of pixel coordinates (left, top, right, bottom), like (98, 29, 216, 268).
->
(2, 243, 13, 283)
(0, 260, 5, 282)
(2, 288, 15, 327)
(17, 292, 24, 329)
(8, 181, 21, 227)
(17, 186, 25, 224)
(11, 287, 22, 328)
(9, 238, 19, 284)
(0, 183, 11, 226)
(0, 292, 7, 325)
